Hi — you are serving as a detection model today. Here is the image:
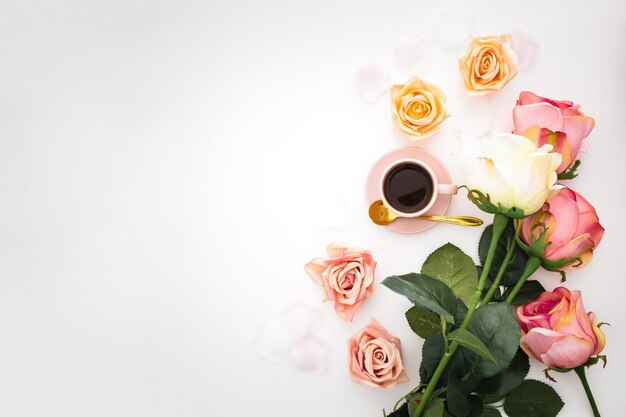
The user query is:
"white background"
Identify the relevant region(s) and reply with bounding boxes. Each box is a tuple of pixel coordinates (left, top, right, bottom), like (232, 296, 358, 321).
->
(0, 1, 624, 416)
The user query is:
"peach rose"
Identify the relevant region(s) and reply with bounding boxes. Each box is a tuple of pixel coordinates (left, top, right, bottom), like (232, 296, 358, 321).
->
(518, 187, 604, 270)
(459, 34, 518, 95)
(390, 77, 450, 140)
(304, 243, 376, 322)
(516, 287, 606, 369)
(347, 320, 408, 388)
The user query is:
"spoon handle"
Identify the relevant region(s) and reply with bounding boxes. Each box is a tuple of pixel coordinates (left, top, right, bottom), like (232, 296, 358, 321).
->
(419, 215, 484, 226)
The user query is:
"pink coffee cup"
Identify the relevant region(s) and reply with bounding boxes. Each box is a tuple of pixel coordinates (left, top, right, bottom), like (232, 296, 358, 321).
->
(379, 158, 458, 218)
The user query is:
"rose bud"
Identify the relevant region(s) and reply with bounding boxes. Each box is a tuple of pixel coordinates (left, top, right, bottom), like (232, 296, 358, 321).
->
(459, 34, 518, 95)
(390, 77, 450, 141)
(513, 91, 595, 175)
(516, 287, 606, 369)
(518, 187, 604, 271)
(347, 320, 408, 388)
(304, 243, 376, 322)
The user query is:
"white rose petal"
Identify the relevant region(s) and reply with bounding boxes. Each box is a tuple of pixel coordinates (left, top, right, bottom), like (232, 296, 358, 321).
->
(289, 336, 330, 376)
(354, 65, 391, 103)
(279, 301, 323, 342)
(251, 320, 294, 363)
(459, 132, 561, 215)
(510, 28, 540, 72)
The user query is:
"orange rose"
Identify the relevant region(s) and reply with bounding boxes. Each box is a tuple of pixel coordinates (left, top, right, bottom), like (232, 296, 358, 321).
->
(390, 77, 450, 141)
(459, 34, 518, 96)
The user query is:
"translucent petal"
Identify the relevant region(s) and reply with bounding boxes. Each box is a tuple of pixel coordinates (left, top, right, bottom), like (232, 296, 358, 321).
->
(279, 301, 324, 341)
(427, 7, 475, 50)
(354, 65, 390, 103)
(510, 28, 540, 72)
(394, 36, 440, 74)
(251, 320, 293, 363)
(289, 336, 331, 376)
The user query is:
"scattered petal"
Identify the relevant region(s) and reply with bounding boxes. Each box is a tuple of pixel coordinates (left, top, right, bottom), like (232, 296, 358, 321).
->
(279, 301, 324, 342)
(427, 7, 475, 50)
(289, 336, 331, 376)
(354, 65, 391, 103)
(394, 36, 440, 74)
(251, 320, 293, 363)
(510, 28, 540, 72)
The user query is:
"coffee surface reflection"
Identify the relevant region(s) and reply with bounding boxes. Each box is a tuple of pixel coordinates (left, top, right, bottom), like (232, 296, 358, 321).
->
(383, 163, 434, 213)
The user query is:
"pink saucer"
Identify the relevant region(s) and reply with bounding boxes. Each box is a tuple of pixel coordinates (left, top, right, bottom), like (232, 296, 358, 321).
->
(366, 147, 454, 233)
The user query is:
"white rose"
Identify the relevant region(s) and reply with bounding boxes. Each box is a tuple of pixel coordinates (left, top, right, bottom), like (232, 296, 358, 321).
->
(459, 132, 562, 216)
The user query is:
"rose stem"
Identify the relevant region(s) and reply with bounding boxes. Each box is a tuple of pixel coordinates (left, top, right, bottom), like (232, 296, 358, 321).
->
(413, 213, 509, 417)
(504, 255, 542, 304)
(574, 366, 601, 417)
(481, 235, 515, 306)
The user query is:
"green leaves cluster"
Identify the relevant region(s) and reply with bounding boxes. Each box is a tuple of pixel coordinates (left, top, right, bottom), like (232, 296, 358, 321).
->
(478, 223, 546, 305)
(383, 240, 562, 417)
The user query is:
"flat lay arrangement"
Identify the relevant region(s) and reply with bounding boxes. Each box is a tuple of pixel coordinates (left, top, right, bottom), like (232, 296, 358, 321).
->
(301, 32, 607, 417)
(4, 2, 624, 417)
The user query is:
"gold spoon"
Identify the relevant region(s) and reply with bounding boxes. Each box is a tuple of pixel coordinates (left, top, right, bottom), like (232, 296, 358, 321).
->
(368, 200, 483, 227)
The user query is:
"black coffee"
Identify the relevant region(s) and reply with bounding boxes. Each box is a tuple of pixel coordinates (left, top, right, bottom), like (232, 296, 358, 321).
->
(383, 163, 434, 213)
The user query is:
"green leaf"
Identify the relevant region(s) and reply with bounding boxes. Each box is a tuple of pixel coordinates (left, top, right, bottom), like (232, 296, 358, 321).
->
(503, 380, 564, 417)
(420, 336, 474, 392)
(447, 374, 470, 417)
(454, 298, 469, 324)
(467, 396, 484, 417)
(464, 304, 521, 378)
(406, 306, 442, 338)
(480, 409, 502, 417)
(481, 395, 505, 405)
(419, 336, 445, 385)
(501, 281, 546, 306)
(383, 273, 457, 322)
(447, 328, 497, 364)
(479, 224, 529, 287)
(423, 398, 445, 417)
(477, 348, 530, 396)
(388, 402, 409, 417)
(422, 243, 478, 306)
(408, 393, 441, 417)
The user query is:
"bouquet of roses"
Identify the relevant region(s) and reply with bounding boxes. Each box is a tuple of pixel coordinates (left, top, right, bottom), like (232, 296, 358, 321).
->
(303, 33, 606, 417)
(380, 127, 605, 417)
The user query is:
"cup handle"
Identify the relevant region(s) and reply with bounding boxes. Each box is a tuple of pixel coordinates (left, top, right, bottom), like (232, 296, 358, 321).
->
(438, 184, 458, 195)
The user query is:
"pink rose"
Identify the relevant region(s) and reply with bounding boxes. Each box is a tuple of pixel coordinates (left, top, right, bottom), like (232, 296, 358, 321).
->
(516, 287, 606, 369)
(518, 187, 604, 270)
(347, 320, 408, 388)
(513, 91, 595, 173)
(304, 243, 376, 322)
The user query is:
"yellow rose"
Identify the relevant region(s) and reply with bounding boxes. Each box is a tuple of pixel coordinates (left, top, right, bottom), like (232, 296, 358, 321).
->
(459, 34, 518, 96)
(390, 77, 450, 141)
